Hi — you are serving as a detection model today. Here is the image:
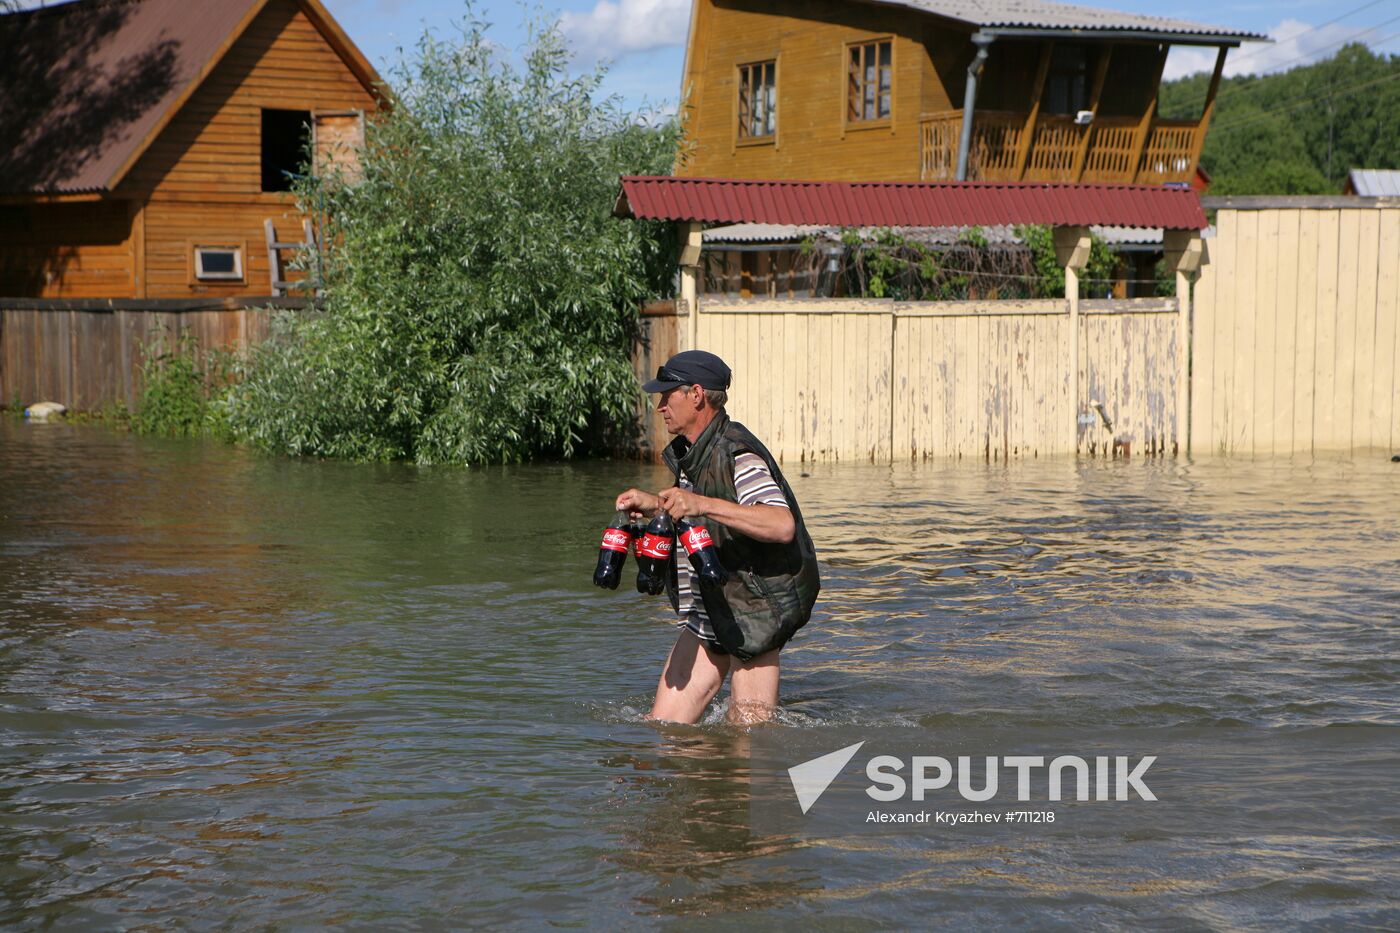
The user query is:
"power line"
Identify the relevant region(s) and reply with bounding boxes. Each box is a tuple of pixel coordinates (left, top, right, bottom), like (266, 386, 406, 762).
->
(1225, 0, 1388, 69)
(1208, 69, 1400, 134)
(1223, 12, 1400, 82)
(1174, 5, 1399, 112)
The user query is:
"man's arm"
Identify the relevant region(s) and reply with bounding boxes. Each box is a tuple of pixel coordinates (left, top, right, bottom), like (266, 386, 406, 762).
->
(657, 488, 796, 544)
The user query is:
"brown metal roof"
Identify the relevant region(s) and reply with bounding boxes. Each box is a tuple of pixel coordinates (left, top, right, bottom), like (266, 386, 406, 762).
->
(616, 177, 1208, 230)
(0, 0, 382, 196)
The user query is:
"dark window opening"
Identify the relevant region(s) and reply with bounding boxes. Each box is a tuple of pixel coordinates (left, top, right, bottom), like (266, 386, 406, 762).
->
(1044, 45, 1091, 114)
(261, 109, 311, 192)
(1098, 46, 1161, 117)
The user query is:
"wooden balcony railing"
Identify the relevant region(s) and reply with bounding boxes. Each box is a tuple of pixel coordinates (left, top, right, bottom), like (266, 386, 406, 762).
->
(920, 110, 1201, 185)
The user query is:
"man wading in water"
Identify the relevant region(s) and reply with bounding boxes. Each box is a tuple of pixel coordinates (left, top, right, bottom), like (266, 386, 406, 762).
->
(615, 351, 820, 724)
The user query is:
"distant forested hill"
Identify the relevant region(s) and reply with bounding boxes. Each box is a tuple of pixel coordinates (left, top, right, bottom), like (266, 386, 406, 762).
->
(1159, 44, 1400, 195)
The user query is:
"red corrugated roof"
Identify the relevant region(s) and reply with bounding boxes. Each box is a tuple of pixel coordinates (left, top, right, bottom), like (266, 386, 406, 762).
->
(614, 176, 1207, 230)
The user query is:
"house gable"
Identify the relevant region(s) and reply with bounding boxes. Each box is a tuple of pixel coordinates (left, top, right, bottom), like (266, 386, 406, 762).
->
(0, 0, 263, 195)
(0, 0, 383, 197)
(117, 0, 379, 199)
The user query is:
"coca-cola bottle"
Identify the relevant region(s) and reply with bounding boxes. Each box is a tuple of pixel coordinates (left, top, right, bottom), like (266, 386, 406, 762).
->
(593, 510, 633, 590)
(634, 510, 674, 596)
(677, 518, 728, 586)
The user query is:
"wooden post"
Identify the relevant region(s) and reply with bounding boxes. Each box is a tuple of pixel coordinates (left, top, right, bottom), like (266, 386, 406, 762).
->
(1013, 42, 1054, 181)
(1193, 47, 1229, 173)
(1055, 226, 1092, 451)
(1129, 44, 1171, 183)
(129, 201, 146, 299)
(1165, 229, 1206, 455)
(677, 221, 702, 350)
(1072, 45, 1113, 183)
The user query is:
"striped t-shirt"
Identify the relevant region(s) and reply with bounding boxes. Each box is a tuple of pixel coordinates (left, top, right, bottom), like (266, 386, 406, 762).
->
(675, 452, 790, 645)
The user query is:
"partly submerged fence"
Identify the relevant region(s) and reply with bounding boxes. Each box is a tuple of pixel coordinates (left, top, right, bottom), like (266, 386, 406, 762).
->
(638, 295, 1182, 462)
(9, 202, 1395, 462)
(0, 298, 304, 412)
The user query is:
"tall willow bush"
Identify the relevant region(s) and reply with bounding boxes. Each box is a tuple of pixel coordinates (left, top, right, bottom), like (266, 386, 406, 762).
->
(227, 17, 676, 463)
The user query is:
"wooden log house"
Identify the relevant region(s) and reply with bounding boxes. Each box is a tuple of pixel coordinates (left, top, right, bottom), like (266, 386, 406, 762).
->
(677, 0, 1262, 185)
(0, 0, 384, 299)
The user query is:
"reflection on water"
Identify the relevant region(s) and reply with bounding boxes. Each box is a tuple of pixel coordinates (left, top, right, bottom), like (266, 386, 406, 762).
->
(1, 419, 1397, 928)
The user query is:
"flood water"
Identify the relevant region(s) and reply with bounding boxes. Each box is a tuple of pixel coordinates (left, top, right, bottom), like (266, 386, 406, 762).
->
(2, 418, 1397, 930)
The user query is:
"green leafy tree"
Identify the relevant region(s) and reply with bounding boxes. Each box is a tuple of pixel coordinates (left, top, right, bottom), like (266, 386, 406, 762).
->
(227, 12, 676, 464)
(1161, 44, 1400, 194)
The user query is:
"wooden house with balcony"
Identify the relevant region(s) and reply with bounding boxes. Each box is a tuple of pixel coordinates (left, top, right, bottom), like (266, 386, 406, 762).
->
(676, 0, 1261, 185)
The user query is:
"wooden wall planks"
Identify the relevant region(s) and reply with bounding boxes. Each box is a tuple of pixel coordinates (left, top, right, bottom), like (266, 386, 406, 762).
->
(680, 0, 933, 182)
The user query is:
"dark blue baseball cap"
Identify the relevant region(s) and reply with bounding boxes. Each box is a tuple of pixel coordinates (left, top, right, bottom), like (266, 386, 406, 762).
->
(641, 350, 732, 393)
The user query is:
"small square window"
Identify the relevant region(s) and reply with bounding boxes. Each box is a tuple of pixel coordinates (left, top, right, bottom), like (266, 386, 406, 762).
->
(738, 60, 776, 140)
(847, 40, 892, 122)
(194, 246, 243, 281)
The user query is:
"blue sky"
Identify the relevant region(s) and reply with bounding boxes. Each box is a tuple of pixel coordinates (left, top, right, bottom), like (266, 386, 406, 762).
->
(317, 0, 1400, 111)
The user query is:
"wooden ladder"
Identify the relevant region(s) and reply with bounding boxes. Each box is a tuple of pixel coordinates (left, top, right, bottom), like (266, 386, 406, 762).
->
(264, 219, 320, 296)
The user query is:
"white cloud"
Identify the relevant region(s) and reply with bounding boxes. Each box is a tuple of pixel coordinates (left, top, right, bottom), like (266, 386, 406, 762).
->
(1164, 18, 1384, 80)
(559, 0, 690, 63)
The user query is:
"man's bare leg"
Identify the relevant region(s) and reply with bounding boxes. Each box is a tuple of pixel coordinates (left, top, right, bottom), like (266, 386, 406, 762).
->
(649, 628, 731, 724)
(727, 649, 780, 724)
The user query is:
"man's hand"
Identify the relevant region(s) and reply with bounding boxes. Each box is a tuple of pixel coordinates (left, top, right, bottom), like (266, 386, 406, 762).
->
(659, 487, 709, 521)
(615, 488, 662, 521)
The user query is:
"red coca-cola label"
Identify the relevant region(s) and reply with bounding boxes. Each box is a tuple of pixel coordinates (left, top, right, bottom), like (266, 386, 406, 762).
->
(599, 528, 631, 553)
(637, 533, 673, 560)
(680, 525, 714, 554)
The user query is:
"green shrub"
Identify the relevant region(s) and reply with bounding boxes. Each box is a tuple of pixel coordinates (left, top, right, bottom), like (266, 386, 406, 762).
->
(1017, 225, 1119, 299)
(824, 225, 1121, 300)
(133, 329, 231, 438)
(226, 11, 677, 464)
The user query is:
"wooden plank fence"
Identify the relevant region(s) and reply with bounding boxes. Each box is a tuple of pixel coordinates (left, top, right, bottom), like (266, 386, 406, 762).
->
(0, 298, 304, 412)
(1192, 203, 1400, 455)
(11, 201, 1393, 463)
(639, 295, 1182, 462)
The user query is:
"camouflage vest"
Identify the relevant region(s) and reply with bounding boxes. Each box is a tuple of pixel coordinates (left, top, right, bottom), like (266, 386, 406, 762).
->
(661, 412, 821, 660)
